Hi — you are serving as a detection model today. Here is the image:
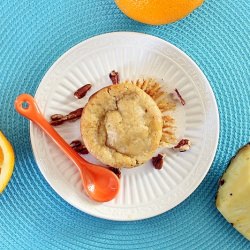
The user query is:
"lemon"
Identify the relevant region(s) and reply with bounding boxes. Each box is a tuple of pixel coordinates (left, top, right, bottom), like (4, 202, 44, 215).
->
(0, 131, 15, 193)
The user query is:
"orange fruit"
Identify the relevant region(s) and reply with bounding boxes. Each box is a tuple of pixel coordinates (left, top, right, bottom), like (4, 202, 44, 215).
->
(0, 131, 15, 193)
(114, 0, 204, 25)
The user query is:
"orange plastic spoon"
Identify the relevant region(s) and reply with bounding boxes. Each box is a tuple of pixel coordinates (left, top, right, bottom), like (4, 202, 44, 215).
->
(15, 94, 120, 202)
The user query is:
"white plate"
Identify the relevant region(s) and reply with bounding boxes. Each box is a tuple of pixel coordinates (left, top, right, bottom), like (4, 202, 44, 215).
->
(30, 32, 219, 221)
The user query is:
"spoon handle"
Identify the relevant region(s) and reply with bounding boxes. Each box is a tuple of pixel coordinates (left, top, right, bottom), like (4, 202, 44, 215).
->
(15, 94, 88, 170)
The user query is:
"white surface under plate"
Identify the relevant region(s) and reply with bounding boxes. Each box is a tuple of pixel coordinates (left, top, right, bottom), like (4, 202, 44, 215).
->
(30, 32, 219, 221)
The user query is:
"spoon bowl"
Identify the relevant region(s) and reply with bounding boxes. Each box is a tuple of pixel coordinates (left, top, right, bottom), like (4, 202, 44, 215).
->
(15, 94, 120, 202)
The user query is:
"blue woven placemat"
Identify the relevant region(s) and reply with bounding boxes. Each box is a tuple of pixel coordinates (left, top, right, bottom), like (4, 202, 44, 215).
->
(0, 0, 250, 249)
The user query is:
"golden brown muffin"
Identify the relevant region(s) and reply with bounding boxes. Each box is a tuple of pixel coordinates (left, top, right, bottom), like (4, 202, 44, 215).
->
(80, 83, 163, 168)
(126, 78, 177, 146)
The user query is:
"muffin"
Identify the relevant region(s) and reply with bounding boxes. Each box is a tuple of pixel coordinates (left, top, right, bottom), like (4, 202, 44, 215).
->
(80, 83, 163, 168)
(126, 78, 177, 147)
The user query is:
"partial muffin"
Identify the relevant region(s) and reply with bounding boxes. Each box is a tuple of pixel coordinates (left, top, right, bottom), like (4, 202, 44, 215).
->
(126, 78, 177, 146)
(80, 83, 163, 168)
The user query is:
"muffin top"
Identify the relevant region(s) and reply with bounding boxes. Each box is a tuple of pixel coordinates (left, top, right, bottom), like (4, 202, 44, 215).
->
(80, 83, 163, 168)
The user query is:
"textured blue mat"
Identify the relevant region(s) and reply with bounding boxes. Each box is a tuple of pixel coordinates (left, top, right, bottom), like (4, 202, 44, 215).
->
(0, 0, 250, 249)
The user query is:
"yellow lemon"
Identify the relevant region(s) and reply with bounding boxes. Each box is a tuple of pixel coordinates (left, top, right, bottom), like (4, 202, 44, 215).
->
(115, 0, 204, 25)
(0, 131, 15, 193)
